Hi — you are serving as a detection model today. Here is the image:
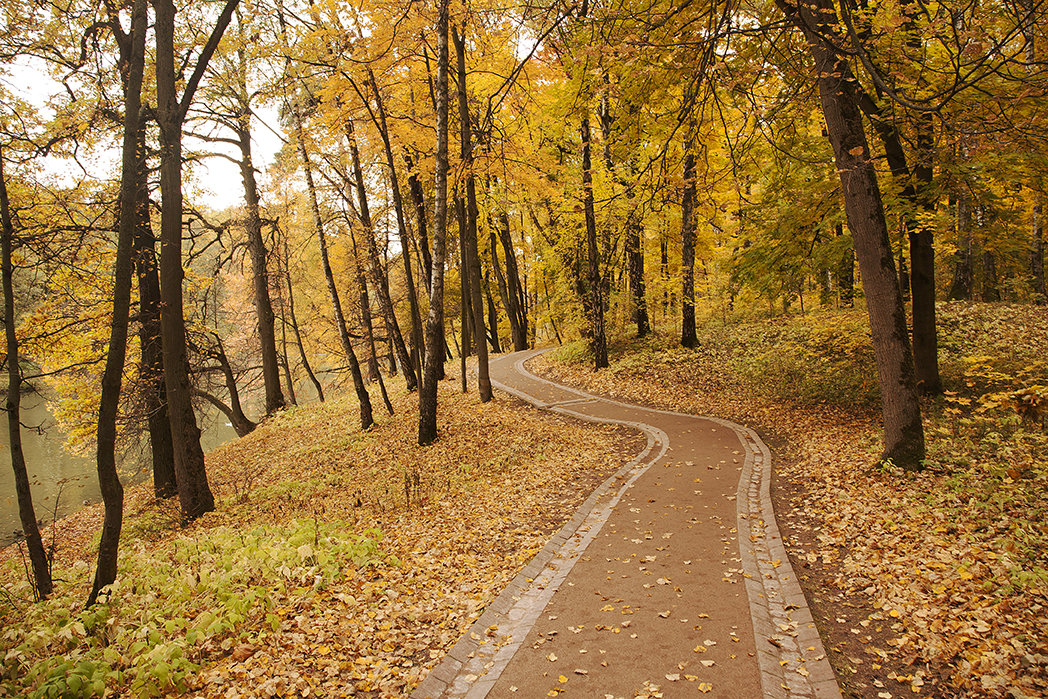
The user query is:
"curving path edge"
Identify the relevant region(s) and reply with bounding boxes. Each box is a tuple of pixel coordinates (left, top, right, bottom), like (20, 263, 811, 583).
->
(411, 349, 841, 699)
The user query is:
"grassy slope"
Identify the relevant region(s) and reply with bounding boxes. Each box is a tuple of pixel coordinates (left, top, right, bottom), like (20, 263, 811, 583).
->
(0, 379, 634, 697)
(536, 302, 1048, 698)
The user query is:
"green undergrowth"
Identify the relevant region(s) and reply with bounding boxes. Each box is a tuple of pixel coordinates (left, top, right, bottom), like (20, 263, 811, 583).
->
(0, 520, 390, 698)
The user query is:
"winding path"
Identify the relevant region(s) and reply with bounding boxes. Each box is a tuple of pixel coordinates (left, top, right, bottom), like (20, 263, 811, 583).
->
(412, 349, 840, 699)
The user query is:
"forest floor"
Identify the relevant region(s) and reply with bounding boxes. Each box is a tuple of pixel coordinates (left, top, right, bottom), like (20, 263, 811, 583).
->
(532, 301, 1048, 698)
(1, 302, 1046, 698)
(0, 373, 641, 697)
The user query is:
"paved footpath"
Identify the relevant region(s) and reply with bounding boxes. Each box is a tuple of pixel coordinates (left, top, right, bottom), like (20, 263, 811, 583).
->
(412, 350, 841, 699)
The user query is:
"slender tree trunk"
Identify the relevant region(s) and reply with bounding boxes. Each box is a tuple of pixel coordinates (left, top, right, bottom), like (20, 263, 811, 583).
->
(982, 248, 1001, 302)
(778, 0, 924, 469)
(497, 212, 528, 350)
(348, 228, 381, 383)
(86, 0, 147, 605)
(681, 149, 698, 348)
(363, 70, 425, 380)
(293, 110, 373, 429)
(1, 148, 53, 601)
(279, 228, 324, 401)
(908, 113, 941, 393)
(203, 336, 256, 437)
(626, 203, 648, 337)
(452, 24, 490, 401)
(1032, 202, 1046, 303)
(405, 153, 433, 292)
(132, 120, 176, 498)
(419, 0, 449, 445)
(456, 196, 471, 392)
(346, 122, 417, 391)
(278, 314, 297, 406)
(581, 116, 608, 369)
(949, 197, 974, 300)
(235, 111, 284, 415)
(484, 276, 502, 353)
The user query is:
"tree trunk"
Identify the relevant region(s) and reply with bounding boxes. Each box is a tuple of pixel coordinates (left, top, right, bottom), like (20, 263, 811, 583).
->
(155, 0, 237, 521)
(279, 227, 324, 401)
(419, 0, 450, 445)
(456, 195, 471, 392)
(1032, 202, 1046, 303)
(278, 312, 297, 406)
(235, 105, 284, 415)
(405, 153, 433, 292)
(1, 147, 53, 601)
(680, 149, 698, 349)
(85, 0, 147, 605)
(348, 227, 381, 383)
(484, 275, 502, 353)
(132, 119, 176, 499)
(982, 247, 1001, 302)
(908, 113, 941, 394)
(497, 211, 528, 350)
(948, 196, 974, 300)
(778, 0, 924, 469)
(581, 115, 608, 369)
(292, 109, 373, 429)
(346, 122, 417, 392)
(452, 24, 490, 402)
(364, 70, 426, 380)
(207, 335, 256, 436)
(626, 203, 648, 337)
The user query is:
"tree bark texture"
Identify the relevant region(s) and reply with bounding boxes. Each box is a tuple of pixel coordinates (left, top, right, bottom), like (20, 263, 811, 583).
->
(948, 196, 974, 300)
(779, 0, 925, 468)
(1, 147, 53, 601)
(419, 0, 450, 445)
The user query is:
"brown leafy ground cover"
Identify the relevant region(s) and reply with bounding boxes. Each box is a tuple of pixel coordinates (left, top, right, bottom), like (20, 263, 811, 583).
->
(0, 376, 638, 697)
(531, 302, 1048, 699)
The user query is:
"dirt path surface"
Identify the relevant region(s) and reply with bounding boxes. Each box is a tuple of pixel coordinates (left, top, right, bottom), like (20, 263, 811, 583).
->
(412, 350, 841, 699)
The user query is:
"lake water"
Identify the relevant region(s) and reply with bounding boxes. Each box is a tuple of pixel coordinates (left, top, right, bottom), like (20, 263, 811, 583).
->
(0, 394, 237, 547)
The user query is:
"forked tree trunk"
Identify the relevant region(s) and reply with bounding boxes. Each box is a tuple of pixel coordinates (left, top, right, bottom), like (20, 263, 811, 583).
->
(681, 149, 698, 349)
(778, 0, 924, 469)
(419, 0, 450, 445)
(1, 147, 53, 601)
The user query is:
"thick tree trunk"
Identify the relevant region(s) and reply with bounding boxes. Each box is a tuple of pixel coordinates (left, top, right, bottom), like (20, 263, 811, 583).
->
(581, 116, 608, 369)
(1, 148, 53, 601)
(680, 150, 698, 349)
(452, 24, 490, 402)
(779, 0, 924, 469)
(155, 0, 236, 520)
(235, 115, 284, 415)
(293, 110, 373, 429)
(132, 120, 176, 498)
(346, 122, 417, 392)
(419, 0, 450, 445)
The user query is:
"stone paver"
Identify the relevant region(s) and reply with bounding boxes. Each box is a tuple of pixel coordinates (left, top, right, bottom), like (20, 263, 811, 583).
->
(411, 350, 840, 699)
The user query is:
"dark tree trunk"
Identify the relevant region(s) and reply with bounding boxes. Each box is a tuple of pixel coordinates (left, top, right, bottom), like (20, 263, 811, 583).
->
(1, 147, 53, 601)
(131, 120, 176, 499)
(908, 113, 941, 394)
(235, 107, 284, 416)
(86, 0, 147, 605)
(419, 0, 449, 445)
(1032, 202, 1046, 303)
(456, 195, 471, 393)
(154, 0, 237, 521)
(452, 24, 490, 402)
(497, 212, 528, 350)
(405, 153, 433, 292)
(278, 315, 297, 406)
(346, 122, 417, 392)
(484, 276, 502, 353)
(680, 149, 698, 349)
(626, 204, 648, 337)
(292, 108, 373, 429)
(349, 228, 381, 383)
(898, 227, 910, 301)
(778, 0, 924, 469)
(205, 335, 256, 437)
(982, 248, 1001, 302)
(581, 116, 608, 369)
(948, 197, 974, 300)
